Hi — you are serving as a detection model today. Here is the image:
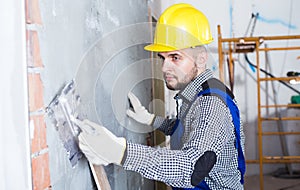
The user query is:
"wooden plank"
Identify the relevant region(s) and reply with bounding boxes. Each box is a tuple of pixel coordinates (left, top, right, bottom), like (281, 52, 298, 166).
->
(89, 163, 111, 190)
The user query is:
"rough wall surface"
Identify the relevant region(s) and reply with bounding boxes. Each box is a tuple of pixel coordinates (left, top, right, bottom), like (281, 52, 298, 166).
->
(37, 0, 154, 189)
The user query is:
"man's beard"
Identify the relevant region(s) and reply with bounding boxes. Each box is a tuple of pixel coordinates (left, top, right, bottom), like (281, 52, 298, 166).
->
(165, 65, 198, 91)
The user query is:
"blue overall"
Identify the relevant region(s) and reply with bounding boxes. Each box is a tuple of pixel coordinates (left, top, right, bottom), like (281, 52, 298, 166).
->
(171, 83, 245, 190)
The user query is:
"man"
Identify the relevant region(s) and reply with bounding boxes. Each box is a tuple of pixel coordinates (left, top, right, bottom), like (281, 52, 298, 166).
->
(76, 3, 245, 190)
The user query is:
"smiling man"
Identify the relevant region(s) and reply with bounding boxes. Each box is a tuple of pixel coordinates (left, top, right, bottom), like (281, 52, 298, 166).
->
(76, 3, 246, 190)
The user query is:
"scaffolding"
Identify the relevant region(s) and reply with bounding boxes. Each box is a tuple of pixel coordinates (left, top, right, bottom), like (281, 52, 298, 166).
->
(217, 25, 300, 190)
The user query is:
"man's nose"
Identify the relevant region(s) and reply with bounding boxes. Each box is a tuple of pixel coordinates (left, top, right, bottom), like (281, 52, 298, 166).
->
(161, 59, 172, 73)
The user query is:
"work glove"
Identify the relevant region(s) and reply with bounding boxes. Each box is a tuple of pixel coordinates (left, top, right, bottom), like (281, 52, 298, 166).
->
(73, 118, 126, 166)
(126, 92, 155, 125)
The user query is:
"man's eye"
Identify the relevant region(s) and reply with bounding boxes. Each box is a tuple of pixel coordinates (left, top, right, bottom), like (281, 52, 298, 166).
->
(173, 56, 180, 61)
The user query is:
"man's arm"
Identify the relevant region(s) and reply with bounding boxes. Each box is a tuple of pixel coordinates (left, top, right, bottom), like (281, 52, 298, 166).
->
(123, 96, 230, 188)
(153, 116, 177, 135)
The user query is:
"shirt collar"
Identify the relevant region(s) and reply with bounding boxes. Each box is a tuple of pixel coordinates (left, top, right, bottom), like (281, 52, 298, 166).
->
(177, 69, 214, 103)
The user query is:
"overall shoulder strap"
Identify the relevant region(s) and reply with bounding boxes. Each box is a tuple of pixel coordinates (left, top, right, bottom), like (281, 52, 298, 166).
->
(198, 78, 246, 185)
(200, 78, 234, 100)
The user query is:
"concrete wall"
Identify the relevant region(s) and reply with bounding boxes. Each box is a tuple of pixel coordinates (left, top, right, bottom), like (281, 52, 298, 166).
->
(29, 0, 154, 189)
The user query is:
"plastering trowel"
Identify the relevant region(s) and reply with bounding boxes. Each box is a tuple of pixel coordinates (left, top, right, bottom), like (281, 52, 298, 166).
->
(46, 79, 83, 167)
(46, 79, 111, 190)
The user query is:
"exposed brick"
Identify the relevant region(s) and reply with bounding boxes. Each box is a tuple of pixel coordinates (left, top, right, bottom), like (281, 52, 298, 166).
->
(30, 115, 47, 153)
(25, 0, 42, 24)
(28, 73, 44, 111)
(27, 31, 43, 67)
(32, 153, 51, 190)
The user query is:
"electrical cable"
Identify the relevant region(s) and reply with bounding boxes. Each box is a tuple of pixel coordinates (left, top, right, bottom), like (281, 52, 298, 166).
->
(244, 54, 300, 94)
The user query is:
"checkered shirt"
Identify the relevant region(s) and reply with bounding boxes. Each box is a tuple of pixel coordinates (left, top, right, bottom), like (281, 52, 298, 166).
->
(123, 69, 245, 189)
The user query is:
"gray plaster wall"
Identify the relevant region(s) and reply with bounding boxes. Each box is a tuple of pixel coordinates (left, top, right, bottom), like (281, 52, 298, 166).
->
(39, 0, 154, 189)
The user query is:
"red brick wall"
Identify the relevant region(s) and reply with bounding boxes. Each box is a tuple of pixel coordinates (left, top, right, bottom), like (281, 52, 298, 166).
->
(26, 0, 51, 189)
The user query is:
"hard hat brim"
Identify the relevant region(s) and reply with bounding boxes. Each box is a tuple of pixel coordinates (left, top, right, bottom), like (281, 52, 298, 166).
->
(144, 44, 178, 52)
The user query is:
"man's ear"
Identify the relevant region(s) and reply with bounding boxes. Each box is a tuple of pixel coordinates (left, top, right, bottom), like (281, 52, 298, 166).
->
(196, 49, 208, 69)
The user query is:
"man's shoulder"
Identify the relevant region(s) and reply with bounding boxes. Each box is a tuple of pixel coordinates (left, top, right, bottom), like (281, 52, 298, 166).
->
(200, 78, 234, 100)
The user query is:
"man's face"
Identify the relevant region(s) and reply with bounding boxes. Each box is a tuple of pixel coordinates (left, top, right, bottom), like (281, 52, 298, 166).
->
(158, 50, 198, 91)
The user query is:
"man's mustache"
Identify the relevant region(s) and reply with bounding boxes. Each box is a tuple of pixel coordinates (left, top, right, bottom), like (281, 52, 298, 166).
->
(163, 73, 177, 79)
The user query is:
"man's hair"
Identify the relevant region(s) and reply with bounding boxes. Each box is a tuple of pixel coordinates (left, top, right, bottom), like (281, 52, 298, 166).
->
(183, 45, 207, 63)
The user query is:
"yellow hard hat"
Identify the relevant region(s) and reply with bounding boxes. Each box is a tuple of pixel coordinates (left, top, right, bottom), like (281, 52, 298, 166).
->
(144, 3, 213, 52)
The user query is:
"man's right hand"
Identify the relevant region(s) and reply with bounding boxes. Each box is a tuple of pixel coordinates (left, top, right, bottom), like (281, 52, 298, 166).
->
(126, 92, 155, 125)
(73, 118, 126, 166)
